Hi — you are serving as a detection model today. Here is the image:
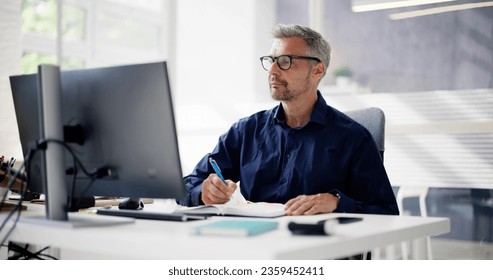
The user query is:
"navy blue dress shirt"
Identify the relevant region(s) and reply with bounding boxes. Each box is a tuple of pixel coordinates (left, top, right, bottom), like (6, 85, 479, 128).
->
(182, 92, 399, 215)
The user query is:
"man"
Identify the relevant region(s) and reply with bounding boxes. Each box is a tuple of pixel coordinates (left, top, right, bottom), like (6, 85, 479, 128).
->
(182, 24, 399, 216)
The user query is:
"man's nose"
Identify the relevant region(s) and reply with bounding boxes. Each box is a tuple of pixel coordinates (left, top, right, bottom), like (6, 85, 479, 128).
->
(268, 60, 282, 75)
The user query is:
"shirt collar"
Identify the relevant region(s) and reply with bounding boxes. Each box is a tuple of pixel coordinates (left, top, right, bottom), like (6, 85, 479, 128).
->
(273, 104, 286, 124)
(310, 91, 330, 125)
(272, 91, 330, 126)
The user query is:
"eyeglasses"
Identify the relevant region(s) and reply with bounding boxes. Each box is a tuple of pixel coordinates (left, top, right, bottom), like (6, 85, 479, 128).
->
(260, 55, 321, 71)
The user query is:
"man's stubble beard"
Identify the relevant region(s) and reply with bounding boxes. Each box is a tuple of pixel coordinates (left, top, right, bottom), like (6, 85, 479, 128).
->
(269, 68, 312, 102)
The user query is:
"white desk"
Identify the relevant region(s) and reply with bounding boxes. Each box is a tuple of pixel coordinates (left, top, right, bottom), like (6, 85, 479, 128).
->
(2, 202, 450, 260)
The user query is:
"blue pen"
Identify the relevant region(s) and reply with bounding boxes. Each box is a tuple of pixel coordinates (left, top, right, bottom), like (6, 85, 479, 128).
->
(209, 157, 227, 185)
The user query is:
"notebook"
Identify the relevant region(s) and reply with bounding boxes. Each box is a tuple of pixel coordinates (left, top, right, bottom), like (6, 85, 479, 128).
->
(194, 220, 279, 236)
(174, 202, 286, 218)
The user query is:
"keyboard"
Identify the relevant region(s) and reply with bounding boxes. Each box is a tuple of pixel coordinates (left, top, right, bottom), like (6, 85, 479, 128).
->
(96, 208, 207, 222)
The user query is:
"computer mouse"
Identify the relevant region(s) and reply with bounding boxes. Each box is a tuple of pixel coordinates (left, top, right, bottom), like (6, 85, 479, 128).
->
(118, 198, 144, 210)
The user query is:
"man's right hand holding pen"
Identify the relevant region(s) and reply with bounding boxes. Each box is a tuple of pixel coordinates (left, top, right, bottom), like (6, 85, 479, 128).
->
(201, 158, 238, 205)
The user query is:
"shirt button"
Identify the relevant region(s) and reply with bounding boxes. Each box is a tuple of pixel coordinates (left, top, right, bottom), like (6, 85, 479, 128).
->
(286, 154, 291, 158)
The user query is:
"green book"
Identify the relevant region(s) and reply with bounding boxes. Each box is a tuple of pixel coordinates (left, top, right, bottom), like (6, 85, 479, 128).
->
(194, 220, 279, 236)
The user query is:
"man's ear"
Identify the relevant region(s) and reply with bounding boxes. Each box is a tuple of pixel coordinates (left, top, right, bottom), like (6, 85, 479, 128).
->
(313, 62, 326, 78)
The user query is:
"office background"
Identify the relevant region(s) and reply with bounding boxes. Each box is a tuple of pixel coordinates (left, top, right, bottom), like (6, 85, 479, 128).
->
(1, 0, 492, 259)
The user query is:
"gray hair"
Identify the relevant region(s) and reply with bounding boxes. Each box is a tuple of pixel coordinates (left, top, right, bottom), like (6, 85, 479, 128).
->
(272, 24, 331, 75)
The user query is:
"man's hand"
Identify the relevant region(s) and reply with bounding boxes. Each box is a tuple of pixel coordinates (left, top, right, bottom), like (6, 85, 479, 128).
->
(201, 174, 237, 205)
(284, 193, 339, 215)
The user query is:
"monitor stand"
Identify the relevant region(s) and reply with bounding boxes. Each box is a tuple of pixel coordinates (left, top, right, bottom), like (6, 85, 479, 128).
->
(37, 64, 68, 221)
(19, 213, 134, 228)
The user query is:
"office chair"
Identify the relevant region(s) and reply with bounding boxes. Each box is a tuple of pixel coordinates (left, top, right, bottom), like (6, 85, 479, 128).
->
(345, 107, 426, 260)
(343, 107, 386, 260)
(344, 107, 386, 161)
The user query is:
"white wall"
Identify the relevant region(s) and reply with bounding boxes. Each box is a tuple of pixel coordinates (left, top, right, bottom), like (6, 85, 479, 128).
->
(0, 0, 23, 161)
(174, 0, 277, 173)
(174, 0, 275, 105)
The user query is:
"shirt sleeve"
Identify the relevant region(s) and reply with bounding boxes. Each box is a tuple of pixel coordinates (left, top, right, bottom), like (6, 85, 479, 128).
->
(331, 131, 399, 215)
(180, 123, 243, 207)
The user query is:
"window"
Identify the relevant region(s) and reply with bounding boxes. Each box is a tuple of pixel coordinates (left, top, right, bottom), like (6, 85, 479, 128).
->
(21, 0, 170, 74)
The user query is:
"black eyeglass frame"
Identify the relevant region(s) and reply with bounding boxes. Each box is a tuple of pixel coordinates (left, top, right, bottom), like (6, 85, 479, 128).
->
(260, 55, 321, 71)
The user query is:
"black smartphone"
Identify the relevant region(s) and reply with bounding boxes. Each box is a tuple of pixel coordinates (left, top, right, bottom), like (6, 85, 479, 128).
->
(288, 221, 326, 235)
(288, 217, 363, 236)
(315, 217, 363, 225)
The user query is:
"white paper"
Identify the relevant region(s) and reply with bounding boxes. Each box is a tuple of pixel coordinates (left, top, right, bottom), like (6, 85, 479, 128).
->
(226, 184, 248, 205)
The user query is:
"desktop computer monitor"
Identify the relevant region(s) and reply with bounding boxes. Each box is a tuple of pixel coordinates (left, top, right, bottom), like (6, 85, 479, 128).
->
(10, 74, 44, 197)
(10, 62, 187, 219)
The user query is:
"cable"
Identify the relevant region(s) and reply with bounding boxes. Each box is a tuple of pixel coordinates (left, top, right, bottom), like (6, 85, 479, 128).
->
(37, 138, 92, 177)
(38, 138, 112, 202)
(0, 145, 58, 253)
(7, 242, 57, 260)
(0, 146, 55, 254)
(0, 138, 111, 255)
(33, 138, 109, 210)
